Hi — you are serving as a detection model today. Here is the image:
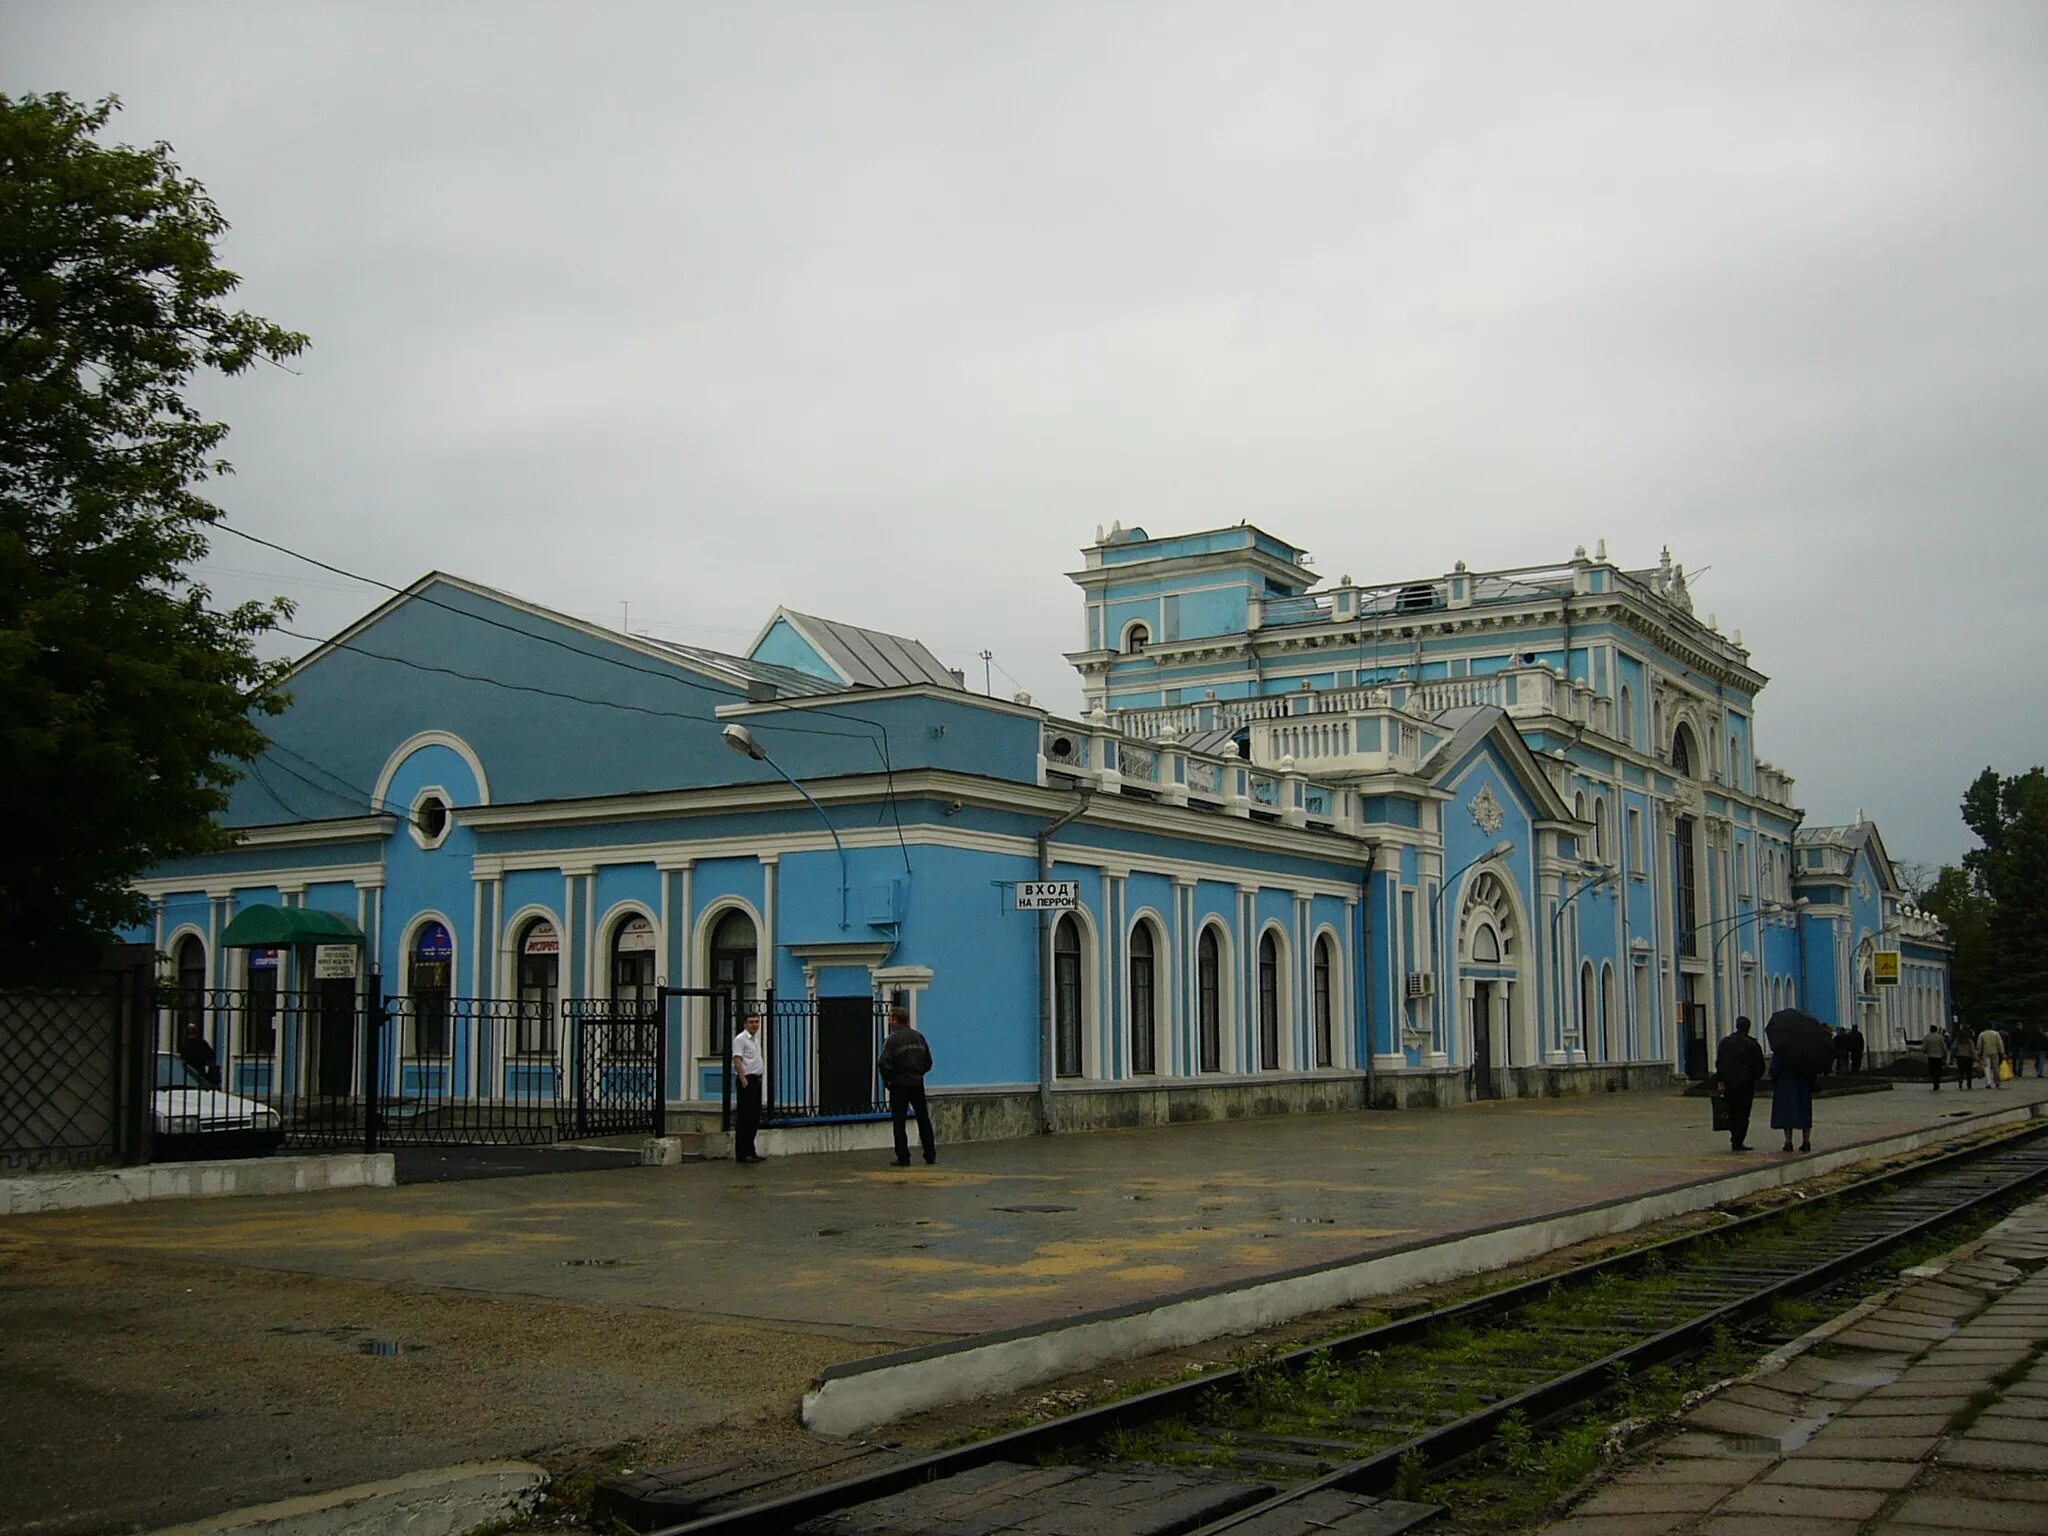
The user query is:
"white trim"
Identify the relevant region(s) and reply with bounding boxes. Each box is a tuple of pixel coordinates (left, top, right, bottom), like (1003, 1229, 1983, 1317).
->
(373, 731, 491, 811)
(132, 862, 386, 901)
(693, 897, 766, 1059)
(591, 899, 662, 1000)
(1194, 916, 1236, 1075)
(398, 908, 459, 1059)
(228, 817, 396, 848)
(407, 784, 456, 851)
(1124, 907, 1170, 1079)
(1050, 904, 1100, 1081)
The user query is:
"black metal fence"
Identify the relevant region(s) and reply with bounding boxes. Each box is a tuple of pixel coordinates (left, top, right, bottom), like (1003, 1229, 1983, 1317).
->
(564, 998, 666, 1138)
(1, 951, 154, 1173)
(144, 986, 666, 1154)
(730, 994, 891, 1127)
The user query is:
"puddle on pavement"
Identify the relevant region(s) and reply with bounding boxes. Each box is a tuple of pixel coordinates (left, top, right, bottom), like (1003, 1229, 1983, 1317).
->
(1283, 1216, 1337, 1224)
(355, 1339, 430, 1358)
(816, 1228, 846, 1237)
(557, 1258, 629, 1268)
(992, 1204, 1077, 1214)
(1716, 1416, 1828, 1454)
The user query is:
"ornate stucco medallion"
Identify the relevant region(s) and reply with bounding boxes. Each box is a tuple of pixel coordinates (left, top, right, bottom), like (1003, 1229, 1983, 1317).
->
(1471, 785, 1506, 835)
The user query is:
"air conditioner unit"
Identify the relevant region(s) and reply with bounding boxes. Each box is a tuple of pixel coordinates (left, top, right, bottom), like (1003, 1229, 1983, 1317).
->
(1406, 973, 1436, 999)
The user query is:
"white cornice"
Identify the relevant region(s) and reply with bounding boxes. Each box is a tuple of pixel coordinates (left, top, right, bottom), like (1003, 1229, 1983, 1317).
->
(230, 816, 397, 848)
(136, 860, 386, 901)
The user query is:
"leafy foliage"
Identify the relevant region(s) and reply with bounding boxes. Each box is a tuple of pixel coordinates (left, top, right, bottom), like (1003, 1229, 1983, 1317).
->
(1, 92, 305, 977)
(1921, 767, 2048, 1026)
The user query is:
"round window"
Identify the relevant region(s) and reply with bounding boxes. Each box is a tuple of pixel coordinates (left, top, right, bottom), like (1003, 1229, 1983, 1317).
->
(415, 795, 449, 840)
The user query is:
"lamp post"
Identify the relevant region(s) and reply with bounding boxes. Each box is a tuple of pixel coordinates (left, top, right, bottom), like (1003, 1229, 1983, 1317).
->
(1429, 839, 1515, 1057)
(1550, 862, 1619, 1057)
(721, 723, 849, 930)
(1703, 899, 1797, 1031)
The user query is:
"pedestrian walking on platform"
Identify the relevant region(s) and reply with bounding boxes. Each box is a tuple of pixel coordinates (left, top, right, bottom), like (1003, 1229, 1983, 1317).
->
(1953, 1027, 1978, 1090)
(730, 1008, 766, 1164)
(1977, 1024, 2008, 1089)
(877, 1002, 936, 1167)
(1847, 1024, 1865, 1074)
(2021, 1021, 2048, 1079)
(1714, 1016, 1766, 1152)
(1923, 1025, 1949, 1090)
(1765, 1009, 1829, 1154)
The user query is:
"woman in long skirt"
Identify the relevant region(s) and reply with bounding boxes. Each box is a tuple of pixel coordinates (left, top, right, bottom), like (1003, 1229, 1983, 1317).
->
(1771, 1057, 1814, 1154)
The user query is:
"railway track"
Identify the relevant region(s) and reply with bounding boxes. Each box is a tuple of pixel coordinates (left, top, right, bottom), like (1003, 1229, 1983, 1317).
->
(640, 1124, 2048, 1536)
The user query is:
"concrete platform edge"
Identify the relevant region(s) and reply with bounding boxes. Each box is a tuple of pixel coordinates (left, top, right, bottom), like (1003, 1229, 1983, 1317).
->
(1, 1152, 397, 1214)
(800, 1099, 2048, 1436)
(137, 1459, 545, 1536)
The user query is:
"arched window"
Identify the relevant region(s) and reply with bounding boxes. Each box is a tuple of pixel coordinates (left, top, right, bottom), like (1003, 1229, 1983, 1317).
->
(409, 920, 453, 1057)
(174, 935, 207, 1044)
(1128, 923, 1157, 1076)
(1594, 798, 1609, 864)
(1313, 935, 1335, 1068)
(708, 908, 757, 1054)
(1600, 962, 1616, 1061)
(1472, 923, 1502, 963)
(610, 914, 657, 1011)
(1579, 961, 1596, 1051)
(1257, 930, 1282, 1070)
(1618, 685, 1634, 746)
(1197, 926, 1223, 1073)
(1123, 622, 1149, 655)
(1672, 725, 1695, 779)
(1054, 915, 1084, 1077)
(515, 918, 560, 1055)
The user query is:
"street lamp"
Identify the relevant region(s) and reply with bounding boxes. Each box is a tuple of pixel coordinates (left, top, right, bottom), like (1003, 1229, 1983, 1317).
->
(721, 723, 850, 930)
(1550, 862, 1620, 1055)
(1429, 840, 1515, 1054)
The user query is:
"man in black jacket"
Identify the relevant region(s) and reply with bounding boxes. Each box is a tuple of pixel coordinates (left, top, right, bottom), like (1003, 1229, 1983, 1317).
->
(877, 1003, 936, 1167)
(1714, 1015, 1766, 1153)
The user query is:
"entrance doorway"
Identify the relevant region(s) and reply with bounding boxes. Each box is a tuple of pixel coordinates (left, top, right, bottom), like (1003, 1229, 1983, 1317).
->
(314, 977, 355, 1098)
(1471, 982, 1499, 1100)
(817, 995, 875, 1115)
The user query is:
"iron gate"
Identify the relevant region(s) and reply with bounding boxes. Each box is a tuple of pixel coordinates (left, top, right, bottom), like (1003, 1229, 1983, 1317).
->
(730, 993, 891, 1127)
(0, 952, 153, 1173)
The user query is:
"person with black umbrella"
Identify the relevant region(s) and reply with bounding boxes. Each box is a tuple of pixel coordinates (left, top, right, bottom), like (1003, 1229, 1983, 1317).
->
(1765, 1008, 1830, 1155)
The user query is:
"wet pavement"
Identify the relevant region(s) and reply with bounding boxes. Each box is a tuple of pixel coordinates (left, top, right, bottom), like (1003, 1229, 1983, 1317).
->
(4, 1074, 2045, 1535)
(9, 1075, 2047, 1342)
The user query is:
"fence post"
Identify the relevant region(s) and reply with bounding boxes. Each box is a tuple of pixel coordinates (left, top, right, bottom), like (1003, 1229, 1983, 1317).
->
(574, 1007, 590, 1139)
(363, 973, 384, 1157)
(651, 996, 667, 1140)
(125, 957, 156, 1165)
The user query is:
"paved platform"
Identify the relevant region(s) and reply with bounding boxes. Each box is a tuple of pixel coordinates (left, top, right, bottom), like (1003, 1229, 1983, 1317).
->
(1539, 1191, 2048, 1535)
(7, 1076, 2046, 1342)
(5, 1076, 2046, 1534)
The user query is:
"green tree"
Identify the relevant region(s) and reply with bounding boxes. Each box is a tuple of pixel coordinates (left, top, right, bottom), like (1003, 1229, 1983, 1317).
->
(1954, 766, 2048, 1020)
(1, 92, 305, 978)
(1918, 864, 1995, 1028)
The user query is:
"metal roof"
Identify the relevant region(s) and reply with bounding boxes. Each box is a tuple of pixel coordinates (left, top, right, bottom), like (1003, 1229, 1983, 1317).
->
(774, 609, 963, 691)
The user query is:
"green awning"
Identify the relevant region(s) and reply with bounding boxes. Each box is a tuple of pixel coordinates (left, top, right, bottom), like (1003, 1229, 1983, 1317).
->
(218, 903, 366, 949)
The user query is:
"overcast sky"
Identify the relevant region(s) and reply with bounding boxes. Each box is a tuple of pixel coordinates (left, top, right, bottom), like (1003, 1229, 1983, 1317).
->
(9, 1, 2045, 868)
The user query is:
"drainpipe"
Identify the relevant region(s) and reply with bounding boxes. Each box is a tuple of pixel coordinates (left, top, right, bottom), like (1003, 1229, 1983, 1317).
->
(1037, 787, 1094, 1134)
(1358, 844, 1378, 1107)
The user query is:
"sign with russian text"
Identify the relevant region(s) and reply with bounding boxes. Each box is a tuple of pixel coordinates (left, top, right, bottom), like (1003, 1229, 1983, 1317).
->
(1015, 880, 1079, 911)
(314, 944, 357, 979)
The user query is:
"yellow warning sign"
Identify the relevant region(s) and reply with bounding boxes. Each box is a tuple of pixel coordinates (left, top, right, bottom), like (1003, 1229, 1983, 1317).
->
(1873, 951, 1901, 986)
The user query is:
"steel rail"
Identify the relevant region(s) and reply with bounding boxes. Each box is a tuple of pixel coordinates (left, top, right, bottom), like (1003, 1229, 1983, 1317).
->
(652, 1121, 2048, 1536)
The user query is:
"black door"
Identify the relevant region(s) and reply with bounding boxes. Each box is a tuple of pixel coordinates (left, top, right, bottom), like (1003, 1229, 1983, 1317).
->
(316, 978, 355, 1098)
(817, 996, 874, 1115)
(1471, 984, 1496, 1100)
(1684, 1001, 1710, 1081)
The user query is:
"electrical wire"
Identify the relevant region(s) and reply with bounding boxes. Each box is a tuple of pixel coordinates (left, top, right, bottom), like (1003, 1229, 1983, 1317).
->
(219, 520, 917, 876)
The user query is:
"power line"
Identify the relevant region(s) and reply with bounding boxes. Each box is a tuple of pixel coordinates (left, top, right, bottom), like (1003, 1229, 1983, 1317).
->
(215, 520, 897, 741)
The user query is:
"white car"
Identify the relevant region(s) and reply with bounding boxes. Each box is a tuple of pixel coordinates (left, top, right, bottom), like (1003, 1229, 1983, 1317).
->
(153, 1054, 285, 1157)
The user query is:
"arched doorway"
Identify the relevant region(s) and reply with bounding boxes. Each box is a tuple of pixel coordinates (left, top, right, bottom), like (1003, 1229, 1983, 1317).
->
(1128, 922, 1157, 1076)
(1457, 869, 1525, 1099)
(1197, 925, 1224, 1073)
(514, 917, 559, 1056)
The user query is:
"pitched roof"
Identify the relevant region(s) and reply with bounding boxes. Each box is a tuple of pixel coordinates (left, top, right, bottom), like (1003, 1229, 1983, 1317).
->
(760, 608, 964, 691)
(1420, 705, 1579, 825)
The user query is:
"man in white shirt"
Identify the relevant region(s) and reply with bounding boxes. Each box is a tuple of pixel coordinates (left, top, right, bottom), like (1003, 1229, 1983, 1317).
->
(731, 1009, 766, 1163)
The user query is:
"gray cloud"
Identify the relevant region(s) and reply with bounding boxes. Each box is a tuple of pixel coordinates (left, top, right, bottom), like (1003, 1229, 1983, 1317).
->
(9, 0, 2045, 865)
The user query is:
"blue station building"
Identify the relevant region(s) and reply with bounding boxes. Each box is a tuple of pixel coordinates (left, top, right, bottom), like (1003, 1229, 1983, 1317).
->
(129, 523, 1951, 1143)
